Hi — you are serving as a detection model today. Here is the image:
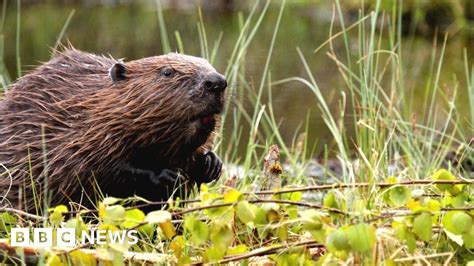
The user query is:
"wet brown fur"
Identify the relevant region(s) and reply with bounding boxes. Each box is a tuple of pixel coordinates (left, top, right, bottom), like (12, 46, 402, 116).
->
(0, 48, 224, 211)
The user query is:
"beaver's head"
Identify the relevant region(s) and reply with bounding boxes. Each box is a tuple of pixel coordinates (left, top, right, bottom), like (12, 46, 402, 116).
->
(106, 53, 227, 156)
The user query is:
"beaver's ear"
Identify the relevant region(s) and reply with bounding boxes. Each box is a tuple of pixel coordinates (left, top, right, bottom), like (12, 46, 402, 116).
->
(109, 62, 127, 82)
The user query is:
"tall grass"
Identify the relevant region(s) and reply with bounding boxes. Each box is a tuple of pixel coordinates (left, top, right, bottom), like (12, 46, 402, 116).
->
(0, 0, 10, 89)
(154, 0, 473, 196)
(163, 0, 474, 208)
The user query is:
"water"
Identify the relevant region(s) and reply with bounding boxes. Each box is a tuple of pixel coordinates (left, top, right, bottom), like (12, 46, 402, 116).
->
(2, 1, 474, 158)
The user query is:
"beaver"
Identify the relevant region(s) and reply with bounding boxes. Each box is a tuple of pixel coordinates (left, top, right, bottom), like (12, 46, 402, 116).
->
(0, 48, 227, 212)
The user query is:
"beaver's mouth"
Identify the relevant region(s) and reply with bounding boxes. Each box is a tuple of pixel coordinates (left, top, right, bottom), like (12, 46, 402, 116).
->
(192, 105, 223, 129)
(192, 111, 218, 127)
(199, 115, 216, 126)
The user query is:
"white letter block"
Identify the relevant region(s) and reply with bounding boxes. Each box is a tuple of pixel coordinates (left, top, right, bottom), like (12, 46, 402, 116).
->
(57, 228, 76, 247)
(11, 228, 29, 247)
(34, 228, 53, 247)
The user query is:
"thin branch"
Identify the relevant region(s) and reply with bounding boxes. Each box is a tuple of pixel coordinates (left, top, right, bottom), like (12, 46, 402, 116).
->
(394, 252, 453, 263)
(63, 198, 200, 215)
(218, 240, 323, 264)
(441, 206, 474, 211)
(172, 198, 347, 216)
(253, 180, 474, 195)
(367, 206, 474, 223)
(253, 199, 346, 215)
(172, 202, 235, 216)
(0, 207, 44, 220)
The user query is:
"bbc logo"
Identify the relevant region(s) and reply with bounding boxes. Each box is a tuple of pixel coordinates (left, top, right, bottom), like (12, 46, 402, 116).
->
(11, 228, 76, 247)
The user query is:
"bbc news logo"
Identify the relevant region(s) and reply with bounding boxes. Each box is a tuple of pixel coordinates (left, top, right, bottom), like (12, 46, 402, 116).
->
(10, 228, 139, 247)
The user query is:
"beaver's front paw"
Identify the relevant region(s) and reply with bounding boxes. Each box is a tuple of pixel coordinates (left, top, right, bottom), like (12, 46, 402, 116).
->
(191, 151, 223, 184)
(149, 168, 187, 186)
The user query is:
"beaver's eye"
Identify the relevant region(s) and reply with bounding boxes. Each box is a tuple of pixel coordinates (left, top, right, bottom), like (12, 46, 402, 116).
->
(160, 68, 175, 78)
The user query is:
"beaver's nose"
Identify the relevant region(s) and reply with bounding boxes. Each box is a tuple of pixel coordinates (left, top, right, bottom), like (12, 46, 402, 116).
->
(203, 73, 227, 92)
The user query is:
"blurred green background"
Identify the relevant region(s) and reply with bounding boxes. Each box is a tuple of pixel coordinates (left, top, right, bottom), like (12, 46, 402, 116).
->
(2, 0, 474, 158)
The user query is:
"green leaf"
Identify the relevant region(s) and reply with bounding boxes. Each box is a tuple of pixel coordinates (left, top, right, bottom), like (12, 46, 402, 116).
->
(425, 199, 441, 212)
(236, 201, 256, 224)
(122, 208, 145, 229)
(254, 206, 268, 225)
(406, 232, 417, 254)
(65, 217, 87, 238)
(137, 223, 155, 237)
(323, 191, 337, 208)
(170, 235, 185, 258)
(323, 191, 345, 210)
(274, 252, 309, 266)
(286, 205, 299, 220)
(49, 205, 69, 225)
(452, 193, 468, 208)
(388, 186, 411, 206)
(0, 213, 17, 232)
(46, 254, 63, 266)
(289, 192, 302, 201)
(49, 211, 63, 225)
(347, 223, 376, 253)
(200, 191, 220, 203)
(301, 210, 323, 231)
(204, 200, 234, 224)
(452, 212, 473, 233)
(184, 216, 209, 245)
(102, 197, 120, 205)
(443, 211, 473, 235)
(223, 188, 242, 203)
(277, 223, 288, 242)
(432, 169, 462, 195)
(407, 198, 422, 212)
(385, 176, 398, 183)
(392, 221, 407, 241)
(109, 241, 129, 253)
(384, 259, 397, 266)
(413, 212, 432, 241)
(204, 245, 226, 262)
(301, 210, 325, 243)
(103, 205, 126, 225)
(463, 226, 474, 249)
(51, 205, 68, 213)
(96, 248, 115, 261)
(261, 203, 281, 223)
(326, 229, 350, 251)
(450, 185, 464, 196)
(70, 250, 96, 265)
(210, 224, 233, 252)
(226, 244, 248, 256)
(281, 191, 302, 202)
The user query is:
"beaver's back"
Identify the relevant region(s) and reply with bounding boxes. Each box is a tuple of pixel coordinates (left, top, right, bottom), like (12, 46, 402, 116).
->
(0, 50, 117, 207)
